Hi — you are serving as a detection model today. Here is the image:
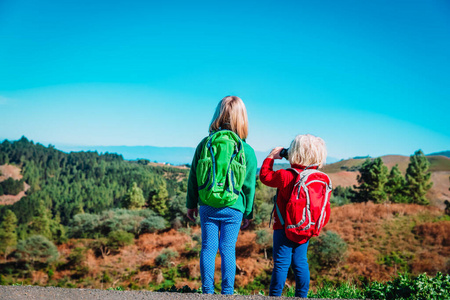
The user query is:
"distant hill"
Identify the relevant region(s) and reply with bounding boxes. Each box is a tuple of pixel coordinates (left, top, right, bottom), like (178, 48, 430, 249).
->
(57, 145, 196, 166)
(322, 154, 450, 174)
(320, 154, 450, 208)
(427, 150, 450, 158)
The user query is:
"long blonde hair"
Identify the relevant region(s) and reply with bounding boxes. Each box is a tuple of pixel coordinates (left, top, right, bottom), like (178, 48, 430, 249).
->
(209, 96, 248, 140)
(288, 134, 327, 168)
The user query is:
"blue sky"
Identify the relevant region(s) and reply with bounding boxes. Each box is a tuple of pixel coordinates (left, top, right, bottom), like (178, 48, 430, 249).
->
(1, 0, 449, 159)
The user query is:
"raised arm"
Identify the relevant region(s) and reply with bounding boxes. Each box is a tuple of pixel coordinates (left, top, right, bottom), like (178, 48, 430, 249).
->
(259, 147, 284, 188)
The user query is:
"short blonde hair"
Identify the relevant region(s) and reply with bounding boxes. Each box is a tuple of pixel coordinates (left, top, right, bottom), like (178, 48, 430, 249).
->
(288, 134, 327, 168)
(209, 96, 248, 140)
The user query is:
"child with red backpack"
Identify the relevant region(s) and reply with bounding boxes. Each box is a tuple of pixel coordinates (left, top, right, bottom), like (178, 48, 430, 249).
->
(259, 134, 332, 297)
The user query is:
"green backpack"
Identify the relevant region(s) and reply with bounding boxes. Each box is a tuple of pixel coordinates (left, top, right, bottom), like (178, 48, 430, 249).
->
(196, 130, 247, 208)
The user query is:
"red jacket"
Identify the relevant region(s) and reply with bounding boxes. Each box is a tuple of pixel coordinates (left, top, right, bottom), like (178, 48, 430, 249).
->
(259, 157, 320, 231)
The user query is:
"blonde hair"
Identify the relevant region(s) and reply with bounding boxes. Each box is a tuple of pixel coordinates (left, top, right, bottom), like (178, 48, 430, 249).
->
(209, 96, 248, 139)
(288, 134, 327, 168)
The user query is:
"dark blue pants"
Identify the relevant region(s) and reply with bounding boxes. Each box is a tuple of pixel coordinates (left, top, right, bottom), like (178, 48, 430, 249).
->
(199, 205, 243, 295)
(269, 229, 310, 297)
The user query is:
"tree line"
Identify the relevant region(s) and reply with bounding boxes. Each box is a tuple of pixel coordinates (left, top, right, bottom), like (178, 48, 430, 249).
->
(331, 150, 434, 206)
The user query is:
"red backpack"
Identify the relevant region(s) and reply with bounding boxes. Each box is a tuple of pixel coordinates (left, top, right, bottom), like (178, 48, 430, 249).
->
(274, 168, 332, 243)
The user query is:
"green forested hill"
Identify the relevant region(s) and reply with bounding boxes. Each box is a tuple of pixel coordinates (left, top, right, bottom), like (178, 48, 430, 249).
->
(0, 137, 188, 231)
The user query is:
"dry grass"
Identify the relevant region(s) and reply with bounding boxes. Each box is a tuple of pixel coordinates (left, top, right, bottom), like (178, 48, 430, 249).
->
(324, 203, 448, 282)
(20, 203, 450, 289)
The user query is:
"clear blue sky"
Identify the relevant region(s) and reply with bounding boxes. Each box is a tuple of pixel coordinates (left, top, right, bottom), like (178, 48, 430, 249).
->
(1, 0, 449, 159)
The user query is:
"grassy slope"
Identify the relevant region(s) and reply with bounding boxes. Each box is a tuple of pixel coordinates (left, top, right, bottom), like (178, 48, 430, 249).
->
(2, 204, 448, 292)
(325, 203, 450, 283)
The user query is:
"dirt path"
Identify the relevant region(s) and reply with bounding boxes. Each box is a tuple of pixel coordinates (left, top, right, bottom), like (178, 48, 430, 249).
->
(0, 285, 333, 300)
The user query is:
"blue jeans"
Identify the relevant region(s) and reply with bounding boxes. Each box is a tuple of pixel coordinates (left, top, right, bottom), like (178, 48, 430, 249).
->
(199, 205, 243, 295)
(269, 229, 310, 297)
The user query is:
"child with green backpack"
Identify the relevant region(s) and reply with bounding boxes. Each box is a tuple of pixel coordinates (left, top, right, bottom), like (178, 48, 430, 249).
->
(186, 96, 257, 295)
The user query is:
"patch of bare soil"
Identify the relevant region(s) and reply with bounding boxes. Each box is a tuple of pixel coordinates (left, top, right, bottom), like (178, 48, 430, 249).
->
(380, 155, 410, 173)
(0, 164, 23, 181)
(0, 164, 30, 205)
(427, 171, 450, 208)
(0, 189, 29, 205)
(328, 171, 358, 188)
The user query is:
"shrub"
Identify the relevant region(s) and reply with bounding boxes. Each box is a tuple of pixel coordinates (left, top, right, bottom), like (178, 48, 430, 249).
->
(155, 249, 179, 267)
(253, 202, 273, 226)
(67, 213, 100, 238)
(90, 238, 110, 258)
(166, 193, 188, 228)
(66, 247, 87, 268)
(139, 216, 166, 234)
(15, 235, 59, 264)
(69, 208, 166, 238)
(365, 272, 450, 300)
(107, 230, 134, 249)
(255, 229, 272, 260)
(302, 281, 364, 299)
(309, 231, 347, 270)
(330, 186, 355, 207)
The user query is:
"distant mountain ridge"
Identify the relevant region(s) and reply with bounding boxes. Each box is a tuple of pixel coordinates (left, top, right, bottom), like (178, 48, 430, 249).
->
(57, 145, 196, 166)
(57, 145, 341, 166)
(427, 150, 450, 158)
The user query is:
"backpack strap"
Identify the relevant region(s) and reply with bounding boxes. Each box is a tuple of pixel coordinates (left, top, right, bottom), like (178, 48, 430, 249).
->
(271, 168, 303, 227)
(269, 190, 280, 227)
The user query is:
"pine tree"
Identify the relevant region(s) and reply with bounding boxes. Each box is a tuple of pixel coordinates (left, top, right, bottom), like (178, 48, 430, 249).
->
(354, 158, 388, 203)
(122, 182, 146, 210)
(149, 180, 169, 217)
(0, 210, 18, 259)
(30, 200, 53, 239)
(404, 150, 433, 205)
(385, 165, 408, 203)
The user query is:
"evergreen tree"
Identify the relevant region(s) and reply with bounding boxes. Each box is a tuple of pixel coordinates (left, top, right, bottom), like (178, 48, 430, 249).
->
(148, 180, 169, 216)
(30, 200, 53, 239)
(122, 182, 146, 210)
(0, 210, 18, 259)
(404, 150, 433, 205)
(354, 158, 388, 203)
(385, 165, 408, 203)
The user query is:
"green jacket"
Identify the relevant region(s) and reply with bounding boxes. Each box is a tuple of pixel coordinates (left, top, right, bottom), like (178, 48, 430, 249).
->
(186, 136, 257, 219)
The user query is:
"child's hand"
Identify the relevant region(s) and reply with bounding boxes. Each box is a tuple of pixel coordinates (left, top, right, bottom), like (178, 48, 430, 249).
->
(187, 208, 198, 222)
(267, 147, 283, 159)
(241, 219, 250, 229)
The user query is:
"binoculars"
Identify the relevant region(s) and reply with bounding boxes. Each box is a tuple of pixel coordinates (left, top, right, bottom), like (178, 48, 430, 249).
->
(280, 148, 289, 159)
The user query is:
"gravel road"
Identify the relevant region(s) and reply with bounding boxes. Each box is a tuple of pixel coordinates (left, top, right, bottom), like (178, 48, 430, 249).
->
(0, 285, 346, 300)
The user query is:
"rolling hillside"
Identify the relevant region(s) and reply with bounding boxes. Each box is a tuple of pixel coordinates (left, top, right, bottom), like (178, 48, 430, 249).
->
(322, 155, 450, 208)
(0, 138, 449, 294)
